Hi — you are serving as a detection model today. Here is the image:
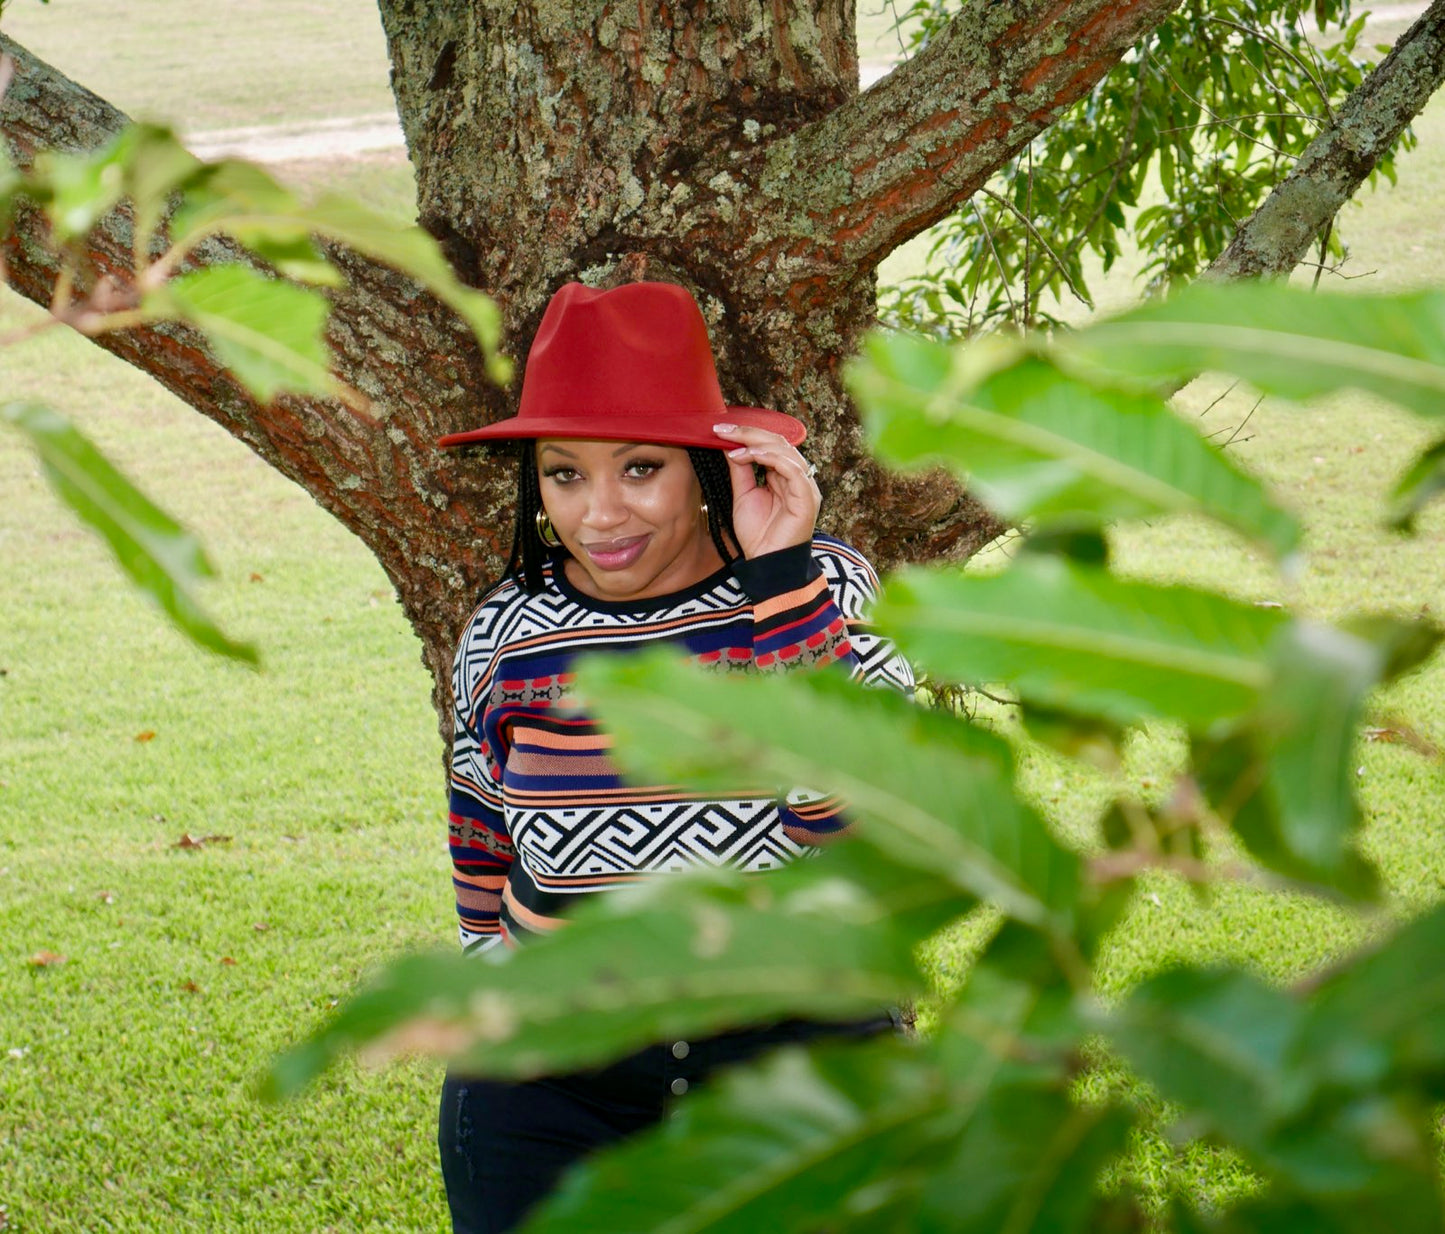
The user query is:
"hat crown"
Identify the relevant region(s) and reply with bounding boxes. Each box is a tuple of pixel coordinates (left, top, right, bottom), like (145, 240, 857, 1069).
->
(519, 283, 727, 421)
(435, 281, 806, 449)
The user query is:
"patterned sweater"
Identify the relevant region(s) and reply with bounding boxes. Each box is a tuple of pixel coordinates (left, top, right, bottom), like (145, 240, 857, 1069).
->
(447, 534, 914, 951)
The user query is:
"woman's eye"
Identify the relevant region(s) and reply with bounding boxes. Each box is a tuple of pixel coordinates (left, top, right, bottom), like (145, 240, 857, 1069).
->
(625, 461, 662, 478)
(543, 467, 579, 484)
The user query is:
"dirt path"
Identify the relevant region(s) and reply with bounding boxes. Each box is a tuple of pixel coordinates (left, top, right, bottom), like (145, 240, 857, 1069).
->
(184, 4, 1431, 165)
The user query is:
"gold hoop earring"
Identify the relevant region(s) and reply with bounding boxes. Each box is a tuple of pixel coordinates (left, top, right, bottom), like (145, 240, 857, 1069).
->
(535, 508, 562, 548)
(699, 498, 710, 523)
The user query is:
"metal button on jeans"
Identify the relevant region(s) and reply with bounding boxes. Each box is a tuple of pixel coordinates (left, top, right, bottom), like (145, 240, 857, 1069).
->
(670, 1077, 689, 1096)
(671, 1040, 690, 1059)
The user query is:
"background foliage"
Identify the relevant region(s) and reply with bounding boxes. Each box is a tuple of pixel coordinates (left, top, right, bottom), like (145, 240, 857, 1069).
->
(880, 0, 1411, 335)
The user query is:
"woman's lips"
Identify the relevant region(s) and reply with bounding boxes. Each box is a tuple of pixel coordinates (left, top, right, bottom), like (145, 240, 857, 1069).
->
(581, 534, 650, 570)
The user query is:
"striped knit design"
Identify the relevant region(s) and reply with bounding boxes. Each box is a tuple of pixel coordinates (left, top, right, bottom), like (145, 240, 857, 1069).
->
(447, 535, 914, 951)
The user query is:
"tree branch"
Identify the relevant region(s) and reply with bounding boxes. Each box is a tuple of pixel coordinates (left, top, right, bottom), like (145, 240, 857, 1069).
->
(1204, 0, 1445, 283)
(0, 33, 510, 719)
(758, 0, 1185, 284)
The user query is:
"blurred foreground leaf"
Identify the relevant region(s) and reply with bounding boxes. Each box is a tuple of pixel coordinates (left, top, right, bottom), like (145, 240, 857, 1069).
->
(143, 265, 336, 403)
(265, 864, 924, 1099)
(874, 556, 1284, 730)
(1194, 616, 1439, 898)
(576, 651, 1083, 935)
(521, 1039, 963, 1234)
(1387, 437, 1445, 533)
(1109, 961, 1445, 1230)
(1, 401, 255, 663)
(1056, 283, 1445, 425)
(170, 162, 508, 380)
(850, 336, 1300, 560)
(1294, 902, 1445, 1098)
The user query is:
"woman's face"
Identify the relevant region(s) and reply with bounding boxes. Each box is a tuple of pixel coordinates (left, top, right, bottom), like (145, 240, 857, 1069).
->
(537, 438, 721, 602)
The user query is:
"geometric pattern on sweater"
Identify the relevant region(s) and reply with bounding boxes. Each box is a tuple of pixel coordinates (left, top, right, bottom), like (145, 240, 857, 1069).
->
(447, 534, 915, 952)
(509, 796, 802, 884)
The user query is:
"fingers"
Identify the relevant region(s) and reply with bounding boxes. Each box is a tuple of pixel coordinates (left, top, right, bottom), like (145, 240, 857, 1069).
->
(714, 423, 819, 493)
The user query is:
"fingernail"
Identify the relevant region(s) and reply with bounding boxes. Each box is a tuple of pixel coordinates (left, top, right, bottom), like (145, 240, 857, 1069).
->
(714, 423, 737, 433)
(727, 447, 747, 458)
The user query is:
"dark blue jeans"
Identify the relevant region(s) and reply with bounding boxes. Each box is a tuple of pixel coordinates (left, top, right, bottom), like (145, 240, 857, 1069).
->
(438, 1014, 896, 1234)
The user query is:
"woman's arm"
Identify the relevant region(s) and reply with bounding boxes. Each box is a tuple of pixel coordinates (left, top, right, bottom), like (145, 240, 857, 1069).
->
(448, 601, 518, 952)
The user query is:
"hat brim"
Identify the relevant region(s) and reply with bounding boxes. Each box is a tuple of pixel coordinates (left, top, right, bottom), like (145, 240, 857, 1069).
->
(438, 407, 806, 450)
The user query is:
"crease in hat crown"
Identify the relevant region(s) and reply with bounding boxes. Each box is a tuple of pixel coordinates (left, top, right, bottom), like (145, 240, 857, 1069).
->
(437, 282, 806, 449)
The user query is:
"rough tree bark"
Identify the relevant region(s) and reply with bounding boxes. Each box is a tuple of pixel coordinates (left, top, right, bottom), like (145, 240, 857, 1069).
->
(0, 0, 1186, 730)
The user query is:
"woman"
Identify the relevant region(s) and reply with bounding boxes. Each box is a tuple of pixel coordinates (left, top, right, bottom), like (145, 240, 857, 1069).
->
(436, 281, 913, 1234)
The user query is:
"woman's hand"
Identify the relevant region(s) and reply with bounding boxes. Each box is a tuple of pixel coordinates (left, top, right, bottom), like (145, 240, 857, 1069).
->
(714, 423, 821, 559)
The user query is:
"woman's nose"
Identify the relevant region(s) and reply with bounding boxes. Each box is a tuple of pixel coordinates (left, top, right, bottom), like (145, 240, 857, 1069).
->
(582, 479, 627, 528)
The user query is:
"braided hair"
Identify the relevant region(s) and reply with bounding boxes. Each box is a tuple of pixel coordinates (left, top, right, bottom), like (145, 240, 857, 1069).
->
(503, 441, 740, 595)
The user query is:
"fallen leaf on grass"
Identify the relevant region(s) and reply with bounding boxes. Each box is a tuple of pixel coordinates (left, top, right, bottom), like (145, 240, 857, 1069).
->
(181, 979, 201, 994)
(249, 572, 265, 583)
(134, 730, 156, 743)
(220, 956, 237, 966)
(174, 834, 232, 849)
(1363, 723, 1440, 758)
(253, 921, 271, 932)
(96, 891, 114, 904)
(27, 950, 67, 968)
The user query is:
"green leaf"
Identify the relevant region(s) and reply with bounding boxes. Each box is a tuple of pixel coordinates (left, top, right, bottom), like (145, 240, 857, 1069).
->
(1019, 527, 1110, 567)
(1, 401, 256, 663)
(520, 1038, 963, 1234)
(933, 919, 1092, 1085)
(575, 651, 1083, 934)
(874, 556, 1285, 730)
(849, 335, 1300, 560)
(21, 122, 198, 248)
(143, 265, 337, 403)
(265, 868, 922, 1099)
(114, 123, 202, 252)
(1108, 966, 1310, 1155)
(1294, 902, 1445, 1097)
(171, 174, 508, 380)
(168, 158, 302, 241)
(915, 1089, 1134, 1234)
(30, 143, 127, 242)
(1055, 283, 1445, 424)
(1386, 437, 1445, 533)
(1193, 616, 1441, 898)
(1338, 613, 1444, 684)
(1211, 1190, 1444, 1234)
(298, 193, 508, 379)
(1110, 965, 1444, 1221)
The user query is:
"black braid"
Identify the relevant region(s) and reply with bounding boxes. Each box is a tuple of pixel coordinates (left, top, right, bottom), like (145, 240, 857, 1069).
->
(686, 447, 741, 566)
(503, 440, 550, 595)
(504, 442, 741, 595)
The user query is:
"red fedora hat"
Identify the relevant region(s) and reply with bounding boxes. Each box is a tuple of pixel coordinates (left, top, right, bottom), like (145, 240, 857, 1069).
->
(437, 282, 806, 449)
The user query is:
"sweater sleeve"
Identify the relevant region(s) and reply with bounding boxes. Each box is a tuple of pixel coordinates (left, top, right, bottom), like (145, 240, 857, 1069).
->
(730, 541, 858, 673)
(733, 537, 916, 844)
(448, 603, 516, 953)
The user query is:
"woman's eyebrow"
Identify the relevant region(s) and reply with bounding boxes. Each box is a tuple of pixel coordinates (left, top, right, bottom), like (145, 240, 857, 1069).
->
(539, 444, 578, 459)
(612, 442, 647, 456)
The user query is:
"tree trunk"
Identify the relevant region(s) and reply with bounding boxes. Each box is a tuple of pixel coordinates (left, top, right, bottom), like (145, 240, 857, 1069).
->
(3, 0, 1188, 736)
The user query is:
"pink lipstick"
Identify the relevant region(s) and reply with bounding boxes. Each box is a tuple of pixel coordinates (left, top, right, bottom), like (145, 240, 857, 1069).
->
(581, 535, 650, 570)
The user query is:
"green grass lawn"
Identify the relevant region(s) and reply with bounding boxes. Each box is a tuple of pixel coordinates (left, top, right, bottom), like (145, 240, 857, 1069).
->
(2, 3, 1445, 1231)
(0, 0, 396, 131)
